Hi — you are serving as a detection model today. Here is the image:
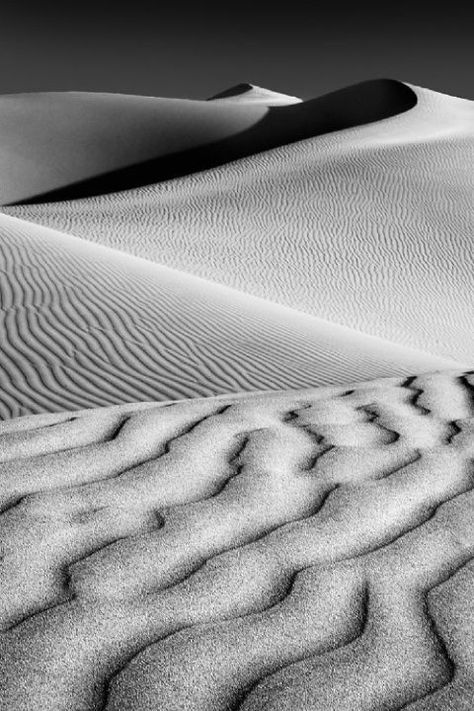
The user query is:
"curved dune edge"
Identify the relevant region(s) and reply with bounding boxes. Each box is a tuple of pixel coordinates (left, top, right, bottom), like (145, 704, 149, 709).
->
(208, 82, 302, 105)
(13, 84, 472, 365)
(0, 79, 416, 204)
(0, 212, 459, 419)
(1, 369, 474, 710)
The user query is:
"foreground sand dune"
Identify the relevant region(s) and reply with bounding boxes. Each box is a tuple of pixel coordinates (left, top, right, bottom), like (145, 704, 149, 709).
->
(0, 79, 415, 204)
(12, 82, 473, 365)
(1, 369, 474, 709)
(0, 212, 456, 418)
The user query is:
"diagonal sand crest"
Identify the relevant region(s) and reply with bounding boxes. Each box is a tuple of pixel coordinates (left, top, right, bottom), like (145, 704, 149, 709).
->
(207, 83, 302, 105)
(0, 212, 457, 418)
(0, 370, 474, 709)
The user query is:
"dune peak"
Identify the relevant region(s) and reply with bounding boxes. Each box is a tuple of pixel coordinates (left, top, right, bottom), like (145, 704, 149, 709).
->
(208, 83, 302, 105)
(0, 79, 420, 204)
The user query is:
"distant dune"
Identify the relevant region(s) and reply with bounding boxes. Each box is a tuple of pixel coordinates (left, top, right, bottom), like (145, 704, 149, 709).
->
(1, 370, 474, 710)
(208, 82, 302, 105)
(0, 79, 415, 204)
(0, 212, 455, 418)
(11, 82, 472, 368)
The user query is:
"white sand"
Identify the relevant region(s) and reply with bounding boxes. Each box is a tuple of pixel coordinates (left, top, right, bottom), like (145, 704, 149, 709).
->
(0, 91, 266, 205)
(0, 78, 414, 205)
(0, 370, 474, 710)
(8, 83, 472, 365)
(0, 79, 473, 709)
(0, 211, 455, 418)
(208, 82, 302, 105)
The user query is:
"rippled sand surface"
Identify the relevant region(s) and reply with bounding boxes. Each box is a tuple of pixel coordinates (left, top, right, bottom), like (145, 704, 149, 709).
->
(0, 79, 472, 710)
(1, 370, 474, 710)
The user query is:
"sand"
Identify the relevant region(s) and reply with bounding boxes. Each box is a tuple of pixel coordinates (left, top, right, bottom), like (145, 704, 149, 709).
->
(1, 370, 474, 710)
(8, 82, 473, 365)
(208, 82, 302, 105)
(0, 211, 455, 418)
(0, 91, 267, 205)
(0, 78, 473, 710)
(0, 79, 415, 204)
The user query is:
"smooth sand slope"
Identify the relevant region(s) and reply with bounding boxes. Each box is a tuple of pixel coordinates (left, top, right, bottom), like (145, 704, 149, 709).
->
(0, 79, 415, 204)
(0, 212, 456, 418)
(0, 90, 267, 205)
(208, 82, 302, 105)
(1, 369, 474, 710)
(9, 82, 473, 365)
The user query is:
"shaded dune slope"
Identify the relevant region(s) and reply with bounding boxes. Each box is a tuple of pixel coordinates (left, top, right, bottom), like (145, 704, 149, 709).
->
(0, 213, 456, 419)
(1, 370, 474, 710)
(1, 79, 416, 204)
(16, 84, 473, 364)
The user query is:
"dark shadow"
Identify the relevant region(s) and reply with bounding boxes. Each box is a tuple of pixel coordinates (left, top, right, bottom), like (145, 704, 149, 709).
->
(9, 79, 417, 206)
(207, 83, 256, 100)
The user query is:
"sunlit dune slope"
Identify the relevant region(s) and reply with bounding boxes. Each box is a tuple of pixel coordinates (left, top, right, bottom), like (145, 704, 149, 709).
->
(208, 82, 302, 105)
(0, 212, 457, 418)
(0, 79, 415, 204)
(13, 83, 472, 365)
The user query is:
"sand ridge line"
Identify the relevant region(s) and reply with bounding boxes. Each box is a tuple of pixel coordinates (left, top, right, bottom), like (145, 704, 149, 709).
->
(14, 84, 472, 366)
(0, 79, 416, 205)
(0, 212, 457, 417)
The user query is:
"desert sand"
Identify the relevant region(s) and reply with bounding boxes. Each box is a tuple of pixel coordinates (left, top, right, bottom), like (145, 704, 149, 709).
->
(1, 370, 474, 710)
(208, 82, 302, 105)
(0, 78, 473, 710)
(8, 81, 473, 365)
(1, 79, 415, 204)
(0, 210, 459, 418)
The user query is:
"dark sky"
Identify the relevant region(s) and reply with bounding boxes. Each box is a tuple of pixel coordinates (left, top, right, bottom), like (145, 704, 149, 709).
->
(1, 1, 472, 100)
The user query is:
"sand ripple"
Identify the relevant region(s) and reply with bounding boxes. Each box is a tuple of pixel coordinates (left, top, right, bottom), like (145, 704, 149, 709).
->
(0, 370, 473, 709)
(0, 213, 453, 418)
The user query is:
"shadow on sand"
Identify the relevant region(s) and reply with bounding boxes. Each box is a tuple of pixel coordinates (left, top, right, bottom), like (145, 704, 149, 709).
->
(9, 79, 416, 205)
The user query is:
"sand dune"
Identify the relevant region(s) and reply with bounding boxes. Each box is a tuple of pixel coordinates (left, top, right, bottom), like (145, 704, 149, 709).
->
(208, 82, 302, 105)
(12, 82, 472, 365)
(1, 369, 474, 710)
(0, 79, 415, 204)
(0, 90, 266, 205)
(0, 76, 473, 711)
(0, 212, 456, 418)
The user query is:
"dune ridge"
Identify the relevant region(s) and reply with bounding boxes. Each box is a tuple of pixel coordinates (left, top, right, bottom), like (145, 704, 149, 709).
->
(12, 83, 472, 365)
(208, 83, 302, 105)
(1, 370, 474, 710)
(0, 79, 415, 204)
(0, 211, 457, 418)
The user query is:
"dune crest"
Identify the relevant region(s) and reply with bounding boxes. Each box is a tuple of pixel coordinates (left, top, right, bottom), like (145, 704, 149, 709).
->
(208, 82, 302, 105)
(0, 79, 416, 204)
(0, 212, 456, 418)
(13, 84, 472, 366)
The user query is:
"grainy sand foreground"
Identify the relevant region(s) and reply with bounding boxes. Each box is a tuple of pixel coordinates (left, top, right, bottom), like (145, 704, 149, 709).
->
(1, 369, 474, 710)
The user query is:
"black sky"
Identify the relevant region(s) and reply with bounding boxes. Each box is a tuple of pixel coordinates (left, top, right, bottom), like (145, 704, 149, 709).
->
(1, 1, 472, 100)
